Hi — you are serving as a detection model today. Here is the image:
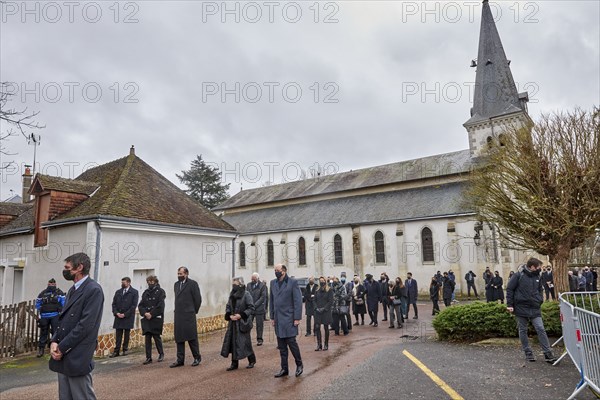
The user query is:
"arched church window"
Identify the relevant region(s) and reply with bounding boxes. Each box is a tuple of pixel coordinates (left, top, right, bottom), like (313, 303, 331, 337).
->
(486, 136, 493, 148)
(421, 227, 434, 262)
(267, 239, 274, 266)
(298, 237, 306, 266)
(334, 234, 343, 265)
(375, 231, 386, 263)
(498, 133, 506, 146)
(239, 241, 246, 267)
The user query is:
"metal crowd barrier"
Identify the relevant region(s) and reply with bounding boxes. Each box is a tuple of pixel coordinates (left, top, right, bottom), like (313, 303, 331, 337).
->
(557, 291, 600, 399)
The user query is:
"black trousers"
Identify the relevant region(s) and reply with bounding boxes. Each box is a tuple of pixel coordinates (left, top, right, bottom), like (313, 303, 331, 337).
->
(276, 336, 302, 371)
(467, 282, 478, 297)
(231, 352, 256, 367)
(407, 301, 418, 318)
(145, 333, 163, 359)
(432, 299, 440, 314)
(38, 316, 59, 349)
(176, 339, 200, 363)
(305, 314, 313, 334)
(353, 313, 365, 324)
(114, 329, 131, 352)
(544, 286, 555, 301)
(255, 313, 265, 342)
(315, 323, 329, 346)
(381, 301, 388, 320)
(444, 297, 452, 307)
(368, 309, 378, 324)
(332, 313, 348, 334)
(343, 311, 352, 330)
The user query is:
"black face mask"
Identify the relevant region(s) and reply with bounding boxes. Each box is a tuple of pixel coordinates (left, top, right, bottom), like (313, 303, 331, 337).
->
(178, 276, 185, 282)
(62, 269, 75, 281)
(320, 281, 326, 287)
(148, 284, 156, 290)
(275, 271, 283, 280)
(47, 285, 56, 291)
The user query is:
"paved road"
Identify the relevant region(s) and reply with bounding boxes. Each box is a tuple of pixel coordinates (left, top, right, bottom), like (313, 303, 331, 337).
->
(1, 302, 595, 399)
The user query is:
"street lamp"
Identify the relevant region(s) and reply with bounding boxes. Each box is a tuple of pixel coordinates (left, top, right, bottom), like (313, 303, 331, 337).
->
(474, 222, 484, 246)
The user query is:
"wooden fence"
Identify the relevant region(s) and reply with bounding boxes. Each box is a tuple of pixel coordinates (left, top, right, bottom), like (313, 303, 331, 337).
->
(0, 300, 39, 358)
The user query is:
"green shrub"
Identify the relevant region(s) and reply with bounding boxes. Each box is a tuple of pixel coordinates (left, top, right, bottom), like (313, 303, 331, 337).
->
(432, 301, 561, 342)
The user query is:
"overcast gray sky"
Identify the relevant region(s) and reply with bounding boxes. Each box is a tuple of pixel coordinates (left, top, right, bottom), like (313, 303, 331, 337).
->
(1, 0, 599, 201)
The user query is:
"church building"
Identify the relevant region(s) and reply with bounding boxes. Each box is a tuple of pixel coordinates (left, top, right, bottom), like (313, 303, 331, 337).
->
(215, 0, 535, 294)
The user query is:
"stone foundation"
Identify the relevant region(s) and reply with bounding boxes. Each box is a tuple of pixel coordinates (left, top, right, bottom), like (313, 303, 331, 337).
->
(95, 314, 226, 357)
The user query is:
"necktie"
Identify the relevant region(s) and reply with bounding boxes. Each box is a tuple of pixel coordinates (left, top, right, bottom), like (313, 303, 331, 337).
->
(66, 286, 75, 304)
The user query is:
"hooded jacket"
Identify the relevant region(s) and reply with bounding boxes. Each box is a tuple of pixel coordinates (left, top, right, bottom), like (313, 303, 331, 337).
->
(506, 267, 543, 318)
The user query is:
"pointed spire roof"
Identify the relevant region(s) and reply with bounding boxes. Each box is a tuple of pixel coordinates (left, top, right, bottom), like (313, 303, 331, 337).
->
(465, 0, 525, 125)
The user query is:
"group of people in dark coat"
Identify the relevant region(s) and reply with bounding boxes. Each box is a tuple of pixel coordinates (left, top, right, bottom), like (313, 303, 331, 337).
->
(483, 267, 505, 303)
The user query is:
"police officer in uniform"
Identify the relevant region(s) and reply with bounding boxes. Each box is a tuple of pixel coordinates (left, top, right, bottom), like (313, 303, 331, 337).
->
(35, 278, 65, 357)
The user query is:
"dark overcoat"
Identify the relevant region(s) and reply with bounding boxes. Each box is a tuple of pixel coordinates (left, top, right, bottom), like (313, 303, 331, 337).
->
(221, 288, 255, 360)
(491, 276, 505, 301)
(49, 277, 104, 377)
(303, 283, 318, 316)
(442, 278, 455, 300)
(112, 287, 139, 330)
(247, 280, 267, 315)
(174, 278, 202, 342)
(138, 285, 166, 335)
(352, 283, 367, 315)
(314, 288, 333, 325)
(364, 279, 381, 312)
(406, 279, 418, 303)
(269, 276, 302, 339)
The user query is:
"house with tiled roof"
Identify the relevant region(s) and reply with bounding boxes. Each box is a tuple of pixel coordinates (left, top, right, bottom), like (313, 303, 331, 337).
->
(215, 0, 534, 294)
(0, 146, 236, 346)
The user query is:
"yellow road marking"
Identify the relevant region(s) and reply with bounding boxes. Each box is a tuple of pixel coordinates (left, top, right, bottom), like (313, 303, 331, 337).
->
(402, 349, 465, 400)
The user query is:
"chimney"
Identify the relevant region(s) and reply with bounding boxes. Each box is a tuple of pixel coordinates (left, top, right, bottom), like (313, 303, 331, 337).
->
(130, 145, 135, 156)
(22, 165, 33, 203)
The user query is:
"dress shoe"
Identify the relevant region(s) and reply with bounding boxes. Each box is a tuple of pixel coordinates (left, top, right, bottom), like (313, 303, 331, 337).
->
(361, 321, 365, 325)
(315, 345, 322, 351)
(397, 325, 403, 329)
(157, 354, 164, 362)
(413, 316, 418, 319)
(373, 323, 378, 327)
(191, 358, 201, 367)
(323, 345, 329, 351)
(226, 364, 238, 371)
(274, 369, 289, 378)
(389, 325, 395, 329)
(353, 322, 359, 326)
(246, 362, 255, 369)
(305, 333, 312, 337)
(257, 340, 263, 346)
(36, 348, 44, 358)
(382, 318, 388, 321)
(295, 365, 303, 377)
(368, 321, 374, 326)
(169, 362, 184, 368)
(122, 350, 129, 356)
(142, 358, 152, 365)
(109, 352, 119, 358)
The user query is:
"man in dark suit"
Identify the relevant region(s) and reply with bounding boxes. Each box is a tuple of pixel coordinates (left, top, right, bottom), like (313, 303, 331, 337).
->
(364, 274, 381, 326)
(248, 272, 267, 346)
(303, 276, 318, 337)
(109, 277, 139, 357)
(49, 252, 104, 400)
(406, 272, 418, 319)
(270, 264, 303, 378)
(170, 266, 202, 368)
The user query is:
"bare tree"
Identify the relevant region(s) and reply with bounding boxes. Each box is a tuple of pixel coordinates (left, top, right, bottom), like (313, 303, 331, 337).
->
(0, 82, 45, 169)
(469, 107, 600, 293)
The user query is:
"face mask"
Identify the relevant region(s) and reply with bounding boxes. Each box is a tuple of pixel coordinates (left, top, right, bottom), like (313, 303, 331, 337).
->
(148, 284, 156, 290)
(320, 281, 326, 287)
(62, 269, 75, 281)
(309, 281, 314, 285)
(47, 285, 56, 291)
(178, 276, 185, 282)
(275, 271, 283, 280)
(354, 280, 359, 284)
(396, 280, 400, 284)
(341, 278, 346, 283)
(329, 280, 333, 284)
(232, 284, 238, 290)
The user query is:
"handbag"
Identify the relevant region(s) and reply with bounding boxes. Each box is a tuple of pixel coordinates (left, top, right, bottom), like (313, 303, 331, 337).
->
(355, 298, 364, 305)
(239, 315, 254, 333)
(392, 298, 402, 306)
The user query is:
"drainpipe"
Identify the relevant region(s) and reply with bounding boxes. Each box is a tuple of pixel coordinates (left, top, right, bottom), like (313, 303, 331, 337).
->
(231, 235, 238, 278)
(93, 220, 102, 281)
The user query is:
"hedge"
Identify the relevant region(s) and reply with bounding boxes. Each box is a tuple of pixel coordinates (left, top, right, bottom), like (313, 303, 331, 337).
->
(432, 301, 561, 342)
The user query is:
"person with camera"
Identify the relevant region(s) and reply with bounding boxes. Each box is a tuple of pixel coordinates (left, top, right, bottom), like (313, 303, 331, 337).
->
(35, 278, 66, 357)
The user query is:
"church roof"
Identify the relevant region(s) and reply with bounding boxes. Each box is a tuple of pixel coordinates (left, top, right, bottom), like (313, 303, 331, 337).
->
(215, 149, 472, 211)
(222, 181, 473, 234)
(465, 0, 525, 125)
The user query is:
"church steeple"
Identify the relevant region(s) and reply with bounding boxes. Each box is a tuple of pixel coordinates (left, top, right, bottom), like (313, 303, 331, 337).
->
(464, 0, 530, 157)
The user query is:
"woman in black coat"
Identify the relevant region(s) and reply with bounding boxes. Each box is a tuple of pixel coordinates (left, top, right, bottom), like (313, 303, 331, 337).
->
(138, 275, 166, 364)
(220, 277, 256, 371)
(351, 277, 367, 325)
(442, 273, 455, 307)
(491, 272, 505, 303)
(388, 279, 404, 328)
(314, 277, 334, 351)
(429, 276, 441, 315)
